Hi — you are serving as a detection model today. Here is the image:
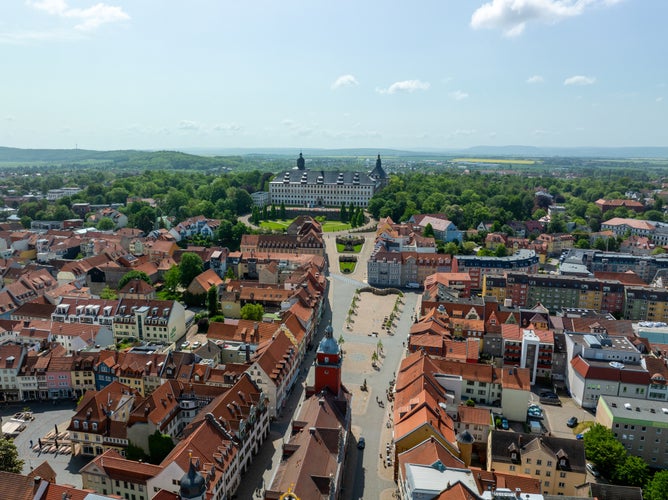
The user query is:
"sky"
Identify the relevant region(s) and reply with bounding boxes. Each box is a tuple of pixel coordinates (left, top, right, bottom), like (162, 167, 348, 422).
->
(1, 0, 667, 151)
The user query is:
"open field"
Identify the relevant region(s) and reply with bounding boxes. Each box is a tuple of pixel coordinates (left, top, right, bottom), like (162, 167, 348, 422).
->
(259, 219, 351, 232)
(451, 158, 536, 164)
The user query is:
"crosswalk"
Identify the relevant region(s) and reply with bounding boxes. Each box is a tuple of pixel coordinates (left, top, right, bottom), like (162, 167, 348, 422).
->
(330, 273, 366, 287)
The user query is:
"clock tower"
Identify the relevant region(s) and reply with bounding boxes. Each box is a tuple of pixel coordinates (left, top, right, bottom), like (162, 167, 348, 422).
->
(314, 324, 342, 396)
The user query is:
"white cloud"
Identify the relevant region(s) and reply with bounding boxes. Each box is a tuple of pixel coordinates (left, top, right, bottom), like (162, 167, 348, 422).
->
(449, 90, 469, 101)
(526, 75, 544, 84)
(657, 97, 664, 102)
(178, 120, 199, 131)
(454, 129, 477, 136)
(331, 74, 359, 90)
(564, 75, 596, 86)
(471, 0, 620, 37)
(213, 123, 241, 132)
(376, 80, 430, 94)
(27, 0, 130, 31)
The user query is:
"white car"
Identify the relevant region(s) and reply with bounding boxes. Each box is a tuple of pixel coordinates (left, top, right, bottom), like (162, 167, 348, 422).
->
(192, 341, 201, 348)
(586, 463, 600, 478)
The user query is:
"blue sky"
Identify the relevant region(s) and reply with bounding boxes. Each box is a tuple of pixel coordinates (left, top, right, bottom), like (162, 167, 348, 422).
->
(1, 0, 666, 150)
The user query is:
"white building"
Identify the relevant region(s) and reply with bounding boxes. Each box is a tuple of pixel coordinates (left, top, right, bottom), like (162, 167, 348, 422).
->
(268, 153, 386, 208)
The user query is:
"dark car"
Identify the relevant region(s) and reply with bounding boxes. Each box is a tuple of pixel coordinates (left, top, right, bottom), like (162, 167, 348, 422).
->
(357, 437, 365, 450)
(540, 395, 561, 406)
(567, 416, 578, 428)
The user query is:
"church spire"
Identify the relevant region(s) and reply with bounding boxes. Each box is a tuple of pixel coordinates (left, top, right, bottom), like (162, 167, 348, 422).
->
(297, 152, 305, 170)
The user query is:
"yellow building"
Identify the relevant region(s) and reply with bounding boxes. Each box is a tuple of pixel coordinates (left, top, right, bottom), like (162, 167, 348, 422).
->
(488, 430, 587, 496)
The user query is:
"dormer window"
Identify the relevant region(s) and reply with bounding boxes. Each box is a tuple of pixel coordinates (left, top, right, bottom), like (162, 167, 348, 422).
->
(83, 421, 88, 430)
(73, 420, 79, 429)
(511, 451, 518, 461)
(92, 422, 98, 431)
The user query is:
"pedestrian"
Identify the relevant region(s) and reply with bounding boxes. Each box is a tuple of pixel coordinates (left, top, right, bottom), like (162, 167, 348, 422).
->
(30, 439, 33, 447)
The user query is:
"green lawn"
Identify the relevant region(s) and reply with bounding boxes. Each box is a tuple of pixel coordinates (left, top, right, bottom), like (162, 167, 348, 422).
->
(259, 219, 292, 231)
(259, 218, 351, 233)
(339, 261, 356, 273)
(337, 243, 363, 253)
(322, 221, 351, 232)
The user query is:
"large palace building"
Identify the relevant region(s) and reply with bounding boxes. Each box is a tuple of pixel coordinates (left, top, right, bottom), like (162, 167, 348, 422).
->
(268, 153, 387, 208)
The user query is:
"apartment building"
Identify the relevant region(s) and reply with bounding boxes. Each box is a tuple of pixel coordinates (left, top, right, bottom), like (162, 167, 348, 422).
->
(488, 431, 586, 496)
(597, 395, 668, 469)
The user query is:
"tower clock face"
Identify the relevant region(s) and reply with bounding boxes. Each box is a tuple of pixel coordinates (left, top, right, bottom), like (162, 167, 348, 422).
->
(324, 356, 329, 363)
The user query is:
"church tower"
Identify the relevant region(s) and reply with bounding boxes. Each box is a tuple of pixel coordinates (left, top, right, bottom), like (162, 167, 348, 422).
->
(179, 459, 206, 500)
(369, 154, 388, 187)
(314, 324, 342, 396)
(297, 152, 306, 170)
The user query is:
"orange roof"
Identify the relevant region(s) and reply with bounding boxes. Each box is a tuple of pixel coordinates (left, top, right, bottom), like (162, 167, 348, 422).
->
(398, 436, 465, 480)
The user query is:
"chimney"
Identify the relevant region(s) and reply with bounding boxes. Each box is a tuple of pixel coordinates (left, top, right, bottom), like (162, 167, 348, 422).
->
(245, 343, 251, 364)
(254, 322, 260, 342)
(309, 427, 316, 435)
(33, 476, 41, 485)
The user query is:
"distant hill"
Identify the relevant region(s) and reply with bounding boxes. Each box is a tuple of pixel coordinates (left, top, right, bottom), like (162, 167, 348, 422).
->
(0, 147, 226, 169)
(1, 145, 667, 164)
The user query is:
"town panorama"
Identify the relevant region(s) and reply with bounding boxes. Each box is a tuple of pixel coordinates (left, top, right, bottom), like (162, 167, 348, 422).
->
(1, 148, 668, 500)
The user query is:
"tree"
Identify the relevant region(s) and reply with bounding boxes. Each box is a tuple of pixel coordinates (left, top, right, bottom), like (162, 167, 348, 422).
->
(612, 455, 649, 487)
(376, 339, 384, 354)
(423, 223, 435, 238)
(96, 217, 115, 231)
(371, 351, 379, 365)
(443, 242, 459, 255)
(100, 286, 118, 300)
(494, 244, 508, 257)
(340, 203, 348, 223)
(118, 270, 151, 290)
(207, 285, 220, 316)
(644, 470, 668, 500)
(148, 431, 175, 464)
(0, 437, 24, 473)
(179, 252, 204, 288)
(583, 424, 627, 474)
(279, 202, 286, 219)
(338, 334, 345, 346)
(164, 265, 181, 295)
(240, 303, 264, 321)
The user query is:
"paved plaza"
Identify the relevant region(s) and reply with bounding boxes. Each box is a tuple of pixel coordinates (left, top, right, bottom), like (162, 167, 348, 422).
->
(1, 400, 89, 487)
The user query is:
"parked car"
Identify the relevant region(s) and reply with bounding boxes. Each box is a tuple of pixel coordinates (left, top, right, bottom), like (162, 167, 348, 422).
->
(180, 341, 190, 349)
(586, 462, 600, 477)
(527, 406, 543, 419)
(540, 395, 561, 406)
(192, 341, 201, 348)
(567, 416, 579, 428)
(501, 417, 509, 430)
(357, 437, 366, 450)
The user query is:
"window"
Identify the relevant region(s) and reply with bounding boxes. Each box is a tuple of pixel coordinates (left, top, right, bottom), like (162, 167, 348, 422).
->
(537, 459, 542, 465)
(526, 458, 532, 464)
(546, 471, 551, 477)
(547, 460, 552, 467)
(524, 468, 530, 474)
(558, 482, 565, 488)
(535, 470, 541, 475)
(509, 465, 516, 471)
(559, 472, 566, 478)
